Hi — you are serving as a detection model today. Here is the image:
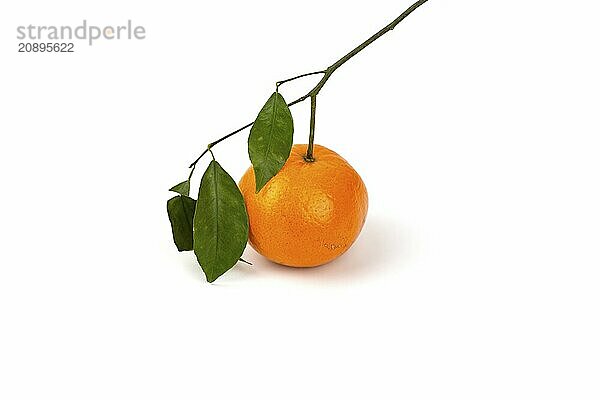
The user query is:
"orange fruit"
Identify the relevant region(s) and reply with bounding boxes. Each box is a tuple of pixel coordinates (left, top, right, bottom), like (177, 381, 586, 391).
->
(239, 144, 368, 267)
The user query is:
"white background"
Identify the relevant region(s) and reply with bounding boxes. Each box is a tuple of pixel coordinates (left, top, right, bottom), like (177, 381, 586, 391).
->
(1, 0, 599, 398)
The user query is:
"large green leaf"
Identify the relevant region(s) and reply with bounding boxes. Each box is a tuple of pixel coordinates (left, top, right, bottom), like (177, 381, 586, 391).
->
(167, 195, 196, 251)
(194, 160, 249, 282)
(248, 92, 294, 192)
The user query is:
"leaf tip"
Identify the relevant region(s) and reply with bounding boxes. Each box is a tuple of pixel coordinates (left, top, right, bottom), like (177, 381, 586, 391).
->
(169, 180, 191, 197)
(239, 258, 253, 266)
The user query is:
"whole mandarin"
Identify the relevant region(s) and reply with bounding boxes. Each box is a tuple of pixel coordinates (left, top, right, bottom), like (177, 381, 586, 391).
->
(239, 144, 368, 267)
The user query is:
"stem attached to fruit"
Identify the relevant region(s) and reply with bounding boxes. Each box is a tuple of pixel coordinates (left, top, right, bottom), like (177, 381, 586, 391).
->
(188, 0, 429, 170)
(305, 95, 317, 162)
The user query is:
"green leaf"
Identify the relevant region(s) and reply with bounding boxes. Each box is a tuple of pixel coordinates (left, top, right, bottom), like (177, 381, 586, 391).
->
(248, 92, 294, 192)
(169, 180, 190, 197)
(194, 160, 249, 282)
(167, 195, 196, 252)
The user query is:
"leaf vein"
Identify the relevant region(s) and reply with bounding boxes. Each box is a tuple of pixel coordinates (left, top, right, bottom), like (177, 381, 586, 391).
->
(264, 94, 279, 162)
(212, 163, 219, 277)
